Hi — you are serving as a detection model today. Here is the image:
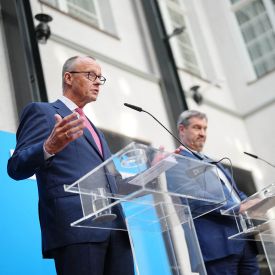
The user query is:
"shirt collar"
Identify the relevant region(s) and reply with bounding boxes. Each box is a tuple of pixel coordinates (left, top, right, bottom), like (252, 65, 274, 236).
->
(187, 148, 204, 156)
(59, 95, 78, 111)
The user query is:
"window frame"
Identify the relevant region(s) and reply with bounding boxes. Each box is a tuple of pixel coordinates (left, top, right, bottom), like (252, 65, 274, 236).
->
(158, 0, 202, 77)
(39, 0, 118, 37)
(230, 0, 275, 79)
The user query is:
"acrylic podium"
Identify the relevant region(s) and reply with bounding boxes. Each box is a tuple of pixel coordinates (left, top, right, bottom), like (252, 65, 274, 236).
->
(64, 143, 225, 275)
(221, 183, 275, 274)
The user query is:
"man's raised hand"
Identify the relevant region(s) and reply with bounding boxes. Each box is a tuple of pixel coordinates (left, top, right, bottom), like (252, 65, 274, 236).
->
(44, 112, 85, 155)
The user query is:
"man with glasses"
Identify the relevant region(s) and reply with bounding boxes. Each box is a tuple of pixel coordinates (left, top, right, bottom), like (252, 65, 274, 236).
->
(8, 56, 134, 275)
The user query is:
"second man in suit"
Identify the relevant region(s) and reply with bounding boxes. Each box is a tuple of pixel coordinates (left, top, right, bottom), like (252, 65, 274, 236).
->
(176, 110, 259, 275)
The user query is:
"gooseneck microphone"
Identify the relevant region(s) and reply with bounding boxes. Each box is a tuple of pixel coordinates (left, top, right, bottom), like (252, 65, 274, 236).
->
(244, 152, 275, 168)
(124, 103, 143, 112)
(243, 152, 258, 159)
(124, 103, 203, 161)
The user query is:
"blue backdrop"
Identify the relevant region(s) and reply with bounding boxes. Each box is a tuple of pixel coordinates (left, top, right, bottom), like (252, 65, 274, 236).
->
(1, 130, 172, 275)
(0, 131, 55, 274)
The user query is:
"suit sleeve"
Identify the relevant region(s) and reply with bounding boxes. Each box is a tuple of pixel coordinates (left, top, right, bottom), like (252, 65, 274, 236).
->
(7, 103, 52, 180)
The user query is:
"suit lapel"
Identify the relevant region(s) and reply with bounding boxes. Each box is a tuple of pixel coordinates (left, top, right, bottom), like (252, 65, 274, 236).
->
(180, 149, 195, 159)
(52, 100, 104, 160)
(52, 100, 72, 118)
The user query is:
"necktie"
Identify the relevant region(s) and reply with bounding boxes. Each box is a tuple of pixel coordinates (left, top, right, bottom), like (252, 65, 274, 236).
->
(75, 108, 103, 155)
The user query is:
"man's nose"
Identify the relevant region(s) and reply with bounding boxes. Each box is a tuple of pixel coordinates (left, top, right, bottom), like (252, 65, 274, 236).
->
(94, 77, 101, 85)
(199, 129, 206, 136)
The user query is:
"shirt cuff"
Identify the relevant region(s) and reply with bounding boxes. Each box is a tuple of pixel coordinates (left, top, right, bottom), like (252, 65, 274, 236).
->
(43, 142, 55, 160)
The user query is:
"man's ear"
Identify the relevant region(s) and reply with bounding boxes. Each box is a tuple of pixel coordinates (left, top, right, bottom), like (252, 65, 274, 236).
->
(64, 72, 72, 86)
(178, 124, 185, 133)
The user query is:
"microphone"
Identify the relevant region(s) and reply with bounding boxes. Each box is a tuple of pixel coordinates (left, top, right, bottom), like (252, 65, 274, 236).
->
(124, 103, 203, 161)
(124, 103, 143, 112)
(244, 152, 258, 159)
(244, 151, 275, 168)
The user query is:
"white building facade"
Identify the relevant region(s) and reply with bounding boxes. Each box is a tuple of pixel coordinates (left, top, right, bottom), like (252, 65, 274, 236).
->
(159, 0, 275, 191)
(0, 0, 274, 200)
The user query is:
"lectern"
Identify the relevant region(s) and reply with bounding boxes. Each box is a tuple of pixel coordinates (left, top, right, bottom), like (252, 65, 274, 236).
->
(64, 143, 225, 275)
(221, 183, 275, 274)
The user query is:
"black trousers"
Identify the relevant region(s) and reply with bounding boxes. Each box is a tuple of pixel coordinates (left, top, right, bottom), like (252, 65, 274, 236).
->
(205, 242, 259, 275)
(53, 230, 134, 275)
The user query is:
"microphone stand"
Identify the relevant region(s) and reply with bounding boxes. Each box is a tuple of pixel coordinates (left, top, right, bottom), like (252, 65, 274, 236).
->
(124, 103, 203, 161)
(244, 152, 275, 168)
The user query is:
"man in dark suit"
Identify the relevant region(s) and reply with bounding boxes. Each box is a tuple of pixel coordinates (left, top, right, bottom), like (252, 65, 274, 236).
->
(7, 56, 134, 275)
(176, 110, 259, 275)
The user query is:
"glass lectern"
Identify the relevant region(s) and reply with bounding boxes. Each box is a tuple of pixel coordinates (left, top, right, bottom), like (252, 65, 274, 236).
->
(64, 143, 225, 275)
(221, 183, 275, 274)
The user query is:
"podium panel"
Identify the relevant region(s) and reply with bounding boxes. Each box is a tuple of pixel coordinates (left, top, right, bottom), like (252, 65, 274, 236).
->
(260, 234, 275, 275)
(221, 183, 275, 274)
(123, 196, 206, 275)
(221, 183, 275, 241)
(64, 142, 225, 229)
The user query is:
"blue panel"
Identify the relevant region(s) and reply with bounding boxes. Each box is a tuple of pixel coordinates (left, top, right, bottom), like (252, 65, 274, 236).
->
(0, 131, 172, 275)
(122, 195, 172, 275)
(0, 131, 55, 275)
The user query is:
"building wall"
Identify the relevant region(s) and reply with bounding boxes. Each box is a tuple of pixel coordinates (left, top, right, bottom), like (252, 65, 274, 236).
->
(31, 0, 157, 75)
(245, 105, 275, 188)
(201, 0, 275, 189)
(176, 0, 275, 190)
(199, 0, 275, 114)
(0, 9, 18, 133)
(31, 0, 176, 151)
(2, 0, 274, 190)
(1, 0, 274, 192)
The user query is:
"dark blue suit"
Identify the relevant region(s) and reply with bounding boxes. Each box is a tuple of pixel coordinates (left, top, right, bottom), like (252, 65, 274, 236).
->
(180, 150, 259, 275)
(7, 100, 133, 274)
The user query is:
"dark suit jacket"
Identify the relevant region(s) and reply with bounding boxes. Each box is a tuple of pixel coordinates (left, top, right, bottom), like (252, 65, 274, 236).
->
(7, 100, 123, 258)
(179, 150, 249, 262)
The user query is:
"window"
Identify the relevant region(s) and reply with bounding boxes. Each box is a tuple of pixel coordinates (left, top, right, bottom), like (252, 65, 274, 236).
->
(41, 0, 117, 35)
(66, 0, 99, 27)
(42, 0, 58, 6)
(231, 0, 241, 4)
(231, 0, 275, 77)
(158, 0, 201, 76)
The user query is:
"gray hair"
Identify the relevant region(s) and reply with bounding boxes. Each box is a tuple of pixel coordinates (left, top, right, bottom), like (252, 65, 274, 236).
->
(177, 110, 207, 128)
(62, 56, 96, 90)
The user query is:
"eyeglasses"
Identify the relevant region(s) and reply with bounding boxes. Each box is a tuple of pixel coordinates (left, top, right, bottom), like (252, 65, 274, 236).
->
(69, 71, 106, 85)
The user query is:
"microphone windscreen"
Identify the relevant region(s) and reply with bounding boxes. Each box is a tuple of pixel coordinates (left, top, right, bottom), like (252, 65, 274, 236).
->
(124, 103, 143, 112)
(244, 152, 258, 159)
